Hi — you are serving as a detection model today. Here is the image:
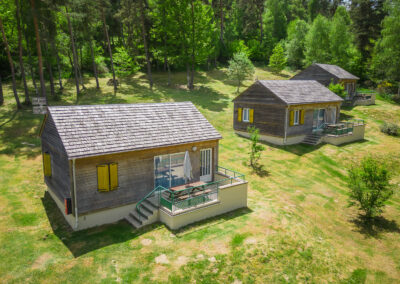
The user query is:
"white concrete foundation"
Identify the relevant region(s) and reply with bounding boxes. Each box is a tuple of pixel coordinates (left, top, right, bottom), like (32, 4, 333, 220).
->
(235, 130, 305, 145)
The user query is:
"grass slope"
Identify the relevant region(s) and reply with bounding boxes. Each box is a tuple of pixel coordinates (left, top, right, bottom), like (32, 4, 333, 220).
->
(0, 68, 399, 283)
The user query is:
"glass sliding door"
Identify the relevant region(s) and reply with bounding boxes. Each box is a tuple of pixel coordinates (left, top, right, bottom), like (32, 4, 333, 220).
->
(200, 148, 212, 182)
(312, 109, 326, 131)
(154, 153, 185, 188)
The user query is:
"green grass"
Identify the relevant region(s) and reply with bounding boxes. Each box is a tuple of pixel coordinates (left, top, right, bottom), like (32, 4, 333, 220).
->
(0, 67, 399, 283)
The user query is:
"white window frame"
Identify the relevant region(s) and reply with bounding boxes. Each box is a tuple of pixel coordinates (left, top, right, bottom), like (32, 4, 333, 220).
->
(242, 108, 250, 122)
(293, 110, 300, 126)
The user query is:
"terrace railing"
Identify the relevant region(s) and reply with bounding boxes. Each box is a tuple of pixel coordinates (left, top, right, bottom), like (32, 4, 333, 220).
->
(323, 119, 364, 136)
(160, 166, 245, 214)
(136, 185, 168, 221)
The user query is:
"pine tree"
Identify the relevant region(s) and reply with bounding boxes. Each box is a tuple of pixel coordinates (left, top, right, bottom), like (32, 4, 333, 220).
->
(269, 43, 286, 73)
(305, 14, 331, 64)
(228, 52, 255, 93)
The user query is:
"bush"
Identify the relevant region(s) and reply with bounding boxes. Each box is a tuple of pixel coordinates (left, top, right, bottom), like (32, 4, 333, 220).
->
(348, 156, 393, 219)
(328, 82, 347, 98)
(248, 126, 265, 170)
(380, 122, 399, 136)
(392, 94, 400, 104)
(268, 43, 286, 73)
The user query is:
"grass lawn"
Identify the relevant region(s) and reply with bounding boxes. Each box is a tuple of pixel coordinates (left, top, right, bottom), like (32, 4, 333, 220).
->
(0, 67, 399, 283)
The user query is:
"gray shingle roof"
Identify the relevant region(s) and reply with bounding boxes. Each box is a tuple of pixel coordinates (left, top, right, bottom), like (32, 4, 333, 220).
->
(315, 63, 359, 80)
(258, 80, 343, 105)
(47, 102, 222, 159)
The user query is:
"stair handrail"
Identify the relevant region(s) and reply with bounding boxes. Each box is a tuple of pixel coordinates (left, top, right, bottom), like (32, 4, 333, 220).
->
(136, 185, 167, 221)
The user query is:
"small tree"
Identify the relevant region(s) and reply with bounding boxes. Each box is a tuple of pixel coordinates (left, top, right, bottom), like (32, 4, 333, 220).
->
(328, 82, 347, 98)
(348, 156, 394, 219)
(268, 43, 286, 73)
(248, 126, 265, 170)
(228, 52, 255, 93)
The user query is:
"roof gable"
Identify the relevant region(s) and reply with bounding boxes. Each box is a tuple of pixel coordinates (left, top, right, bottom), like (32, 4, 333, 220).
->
(233, 81, 286, 105)
(253, 80, 343, 105)
(314, 63, 359, 80)
(45, 102, 222, 159)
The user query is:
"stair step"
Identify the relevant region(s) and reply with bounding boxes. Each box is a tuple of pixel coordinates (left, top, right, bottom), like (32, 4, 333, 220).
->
(143, 199, 158, 210)
(129, 211, 143, 224)
(145, 198, 159, 209)
(125, 215, 142, 229)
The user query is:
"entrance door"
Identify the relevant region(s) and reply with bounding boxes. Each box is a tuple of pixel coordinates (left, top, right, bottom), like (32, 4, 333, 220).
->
(200, 148, 212, 182)
(312, 109, 325, 131)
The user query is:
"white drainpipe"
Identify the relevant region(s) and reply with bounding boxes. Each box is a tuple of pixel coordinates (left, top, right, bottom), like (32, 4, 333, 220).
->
(284, 107, 288, 145)
(72, 158, 78, 229)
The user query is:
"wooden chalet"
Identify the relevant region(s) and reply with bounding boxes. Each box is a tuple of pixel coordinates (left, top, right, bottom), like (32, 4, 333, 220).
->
(40, 102, 247, 231)
(233, 80, 365, 146)
(291, 63, 359, 99)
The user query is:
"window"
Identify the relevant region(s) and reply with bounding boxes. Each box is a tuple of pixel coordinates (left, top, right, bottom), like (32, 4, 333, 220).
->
(243, 108, 250, 122)
(154, 153, 186, 188)
(293, 110, 300, 125)
(97, 163, 118, 192)
(43, 152, 52, 177)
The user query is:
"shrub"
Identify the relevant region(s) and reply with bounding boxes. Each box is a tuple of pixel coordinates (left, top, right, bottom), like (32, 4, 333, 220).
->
(227, 52, 255, 93)
(248, 126, 265, 170)
(328, 82, 346, 98)
(392, 94, 400, 104)
(380, 122, 399, 136)
(268, 43, 286, 73)
(348, 156, 393, 219)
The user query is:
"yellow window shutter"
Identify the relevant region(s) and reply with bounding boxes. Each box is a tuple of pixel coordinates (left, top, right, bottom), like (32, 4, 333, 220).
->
(289, 110, 294, 126)
(237, 107, 242, 122)
(249, 109, 254, 123)
(109, 163, 118, 190)
(43, 153, 52, 177)
(97, 165, 110, 191)
(300, 110, 305, 124)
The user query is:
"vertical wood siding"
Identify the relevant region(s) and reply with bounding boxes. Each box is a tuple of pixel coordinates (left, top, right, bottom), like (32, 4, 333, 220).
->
(74, 140, 219, 214)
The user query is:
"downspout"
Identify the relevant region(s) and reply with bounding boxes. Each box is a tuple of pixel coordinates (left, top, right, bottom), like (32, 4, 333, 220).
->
(284, 107, 288, 145)
(72, 158, 78, 229)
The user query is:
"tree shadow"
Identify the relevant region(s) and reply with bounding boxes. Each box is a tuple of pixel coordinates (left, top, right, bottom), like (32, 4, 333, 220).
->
(171, 207, 253, 237)
(252, 164, 270, 177)
(350, 214, 400, 238)
(0, 108, 42, 158)
(41, 191, 161, 258)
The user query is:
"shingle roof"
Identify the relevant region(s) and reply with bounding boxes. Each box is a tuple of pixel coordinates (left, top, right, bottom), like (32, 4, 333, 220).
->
(258, 80, 343, 105)
(46, 102, 222, 159)
(315, 63, 359, 80)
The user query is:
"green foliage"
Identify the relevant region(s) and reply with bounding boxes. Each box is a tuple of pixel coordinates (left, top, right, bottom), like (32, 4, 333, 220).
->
(286, 19, 308, 69)
(305, 15, 331, 64)
(113, 46, 140, 76)
(380, 122, 399, 136)
(328, 82, 346, 98)
(370, 0, 400, 85)
(268, 43, 286, 73)
(227, 52, 255, 93)
(348, 156, 394, 219)
(247, 126, 265, 170)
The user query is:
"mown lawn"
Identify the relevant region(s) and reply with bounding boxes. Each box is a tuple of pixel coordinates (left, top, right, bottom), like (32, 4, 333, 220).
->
(0, 68, 399, 283)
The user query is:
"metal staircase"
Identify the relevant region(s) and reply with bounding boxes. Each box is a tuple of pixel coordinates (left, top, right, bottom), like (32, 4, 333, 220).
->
(302, 133, 323, 145)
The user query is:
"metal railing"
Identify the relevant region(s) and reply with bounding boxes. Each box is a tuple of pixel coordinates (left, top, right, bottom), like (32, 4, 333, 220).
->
(136, 185, 167, 221)
(160, 166, 245, 213)
(323, 119, 364, 136)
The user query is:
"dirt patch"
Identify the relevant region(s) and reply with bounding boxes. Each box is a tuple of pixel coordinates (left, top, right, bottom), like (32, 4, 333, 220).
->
(141, 238, 152, 246)
(175, 256, 188, 267)
(31, 253, 52, 270)
(155, 254, 169, 264)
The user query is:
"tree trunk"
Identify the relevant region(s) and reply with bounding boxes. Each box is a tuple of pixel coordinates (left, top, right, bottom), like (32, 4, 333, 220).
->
(139, 0, 153, 90)
(188, 0, 195, 90)
(89, 38, 100, 89)
(167, 60, 171, 87)
(77, 47, 86, 90)
(23, 23, 38, 95)
(219, 0, 224, 47)
(51, 40, 63, 90)
(15, 0, 30, 105)
(0, 17, 22, 109)
(259, 10, 263, 43)
(0, 75, 4, 106)
(43, 41, 55, 97)
(102, 8, 117, 92)
(65, 6, 80, 96)
(30, 0, 47, 103)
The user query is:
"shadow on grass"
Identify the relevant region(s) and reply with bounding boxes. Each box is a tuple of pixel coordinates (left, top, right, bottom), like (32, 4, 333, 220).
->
(252, 164, 270, 177)
(172, 207, 253, 238)
(41, 191, 161, 257)
(0, 108, 42, 158)
(350, 215, 400, 238)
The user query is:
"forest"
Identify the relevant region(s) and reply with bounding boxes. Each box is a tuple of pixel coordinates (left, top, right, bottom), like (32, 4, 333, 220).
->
(0, 0, 399, 109)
